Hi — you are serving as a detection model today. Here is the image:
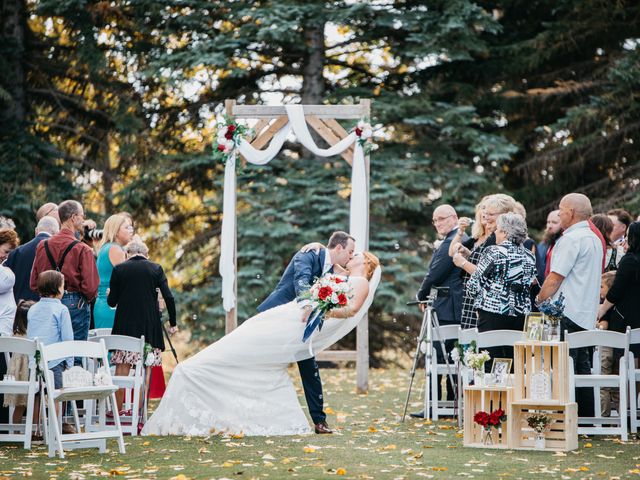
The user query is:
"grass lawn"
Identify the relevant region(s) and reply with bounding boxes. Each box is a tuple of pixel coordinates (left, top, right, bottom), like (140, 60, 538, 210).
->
(0, 368, 638, 479)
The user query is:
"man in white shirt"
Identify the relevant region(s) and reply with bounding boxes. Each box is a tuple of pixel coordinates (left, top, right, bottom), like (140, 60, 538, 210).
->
(537, 193, 601, 416)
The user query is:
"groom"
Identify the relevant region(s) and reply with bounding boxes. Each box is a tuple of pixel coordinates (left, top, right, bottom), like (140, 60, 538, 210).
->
(257, 231, 355, 434)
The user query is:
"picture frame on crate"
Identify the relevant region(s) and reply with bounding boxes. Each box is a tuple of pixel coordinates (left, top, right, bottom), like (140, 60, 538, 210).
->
(491, 358, 512, 386)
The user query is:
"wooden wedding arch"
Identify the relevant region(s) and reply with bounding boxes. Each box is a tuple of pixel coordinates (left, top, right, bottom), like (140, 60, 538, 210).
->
(222, 99, 372, 392)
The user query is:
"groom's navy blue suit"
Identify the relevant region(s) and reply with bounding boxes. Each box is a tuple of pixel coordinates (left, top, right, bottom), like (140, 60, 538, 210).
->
(257, 249, 329, 425)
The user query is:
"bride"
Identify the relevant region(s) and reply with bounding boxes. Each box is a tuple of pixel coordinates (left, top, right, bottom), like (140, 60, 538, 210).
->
(142, 252, 381, 436)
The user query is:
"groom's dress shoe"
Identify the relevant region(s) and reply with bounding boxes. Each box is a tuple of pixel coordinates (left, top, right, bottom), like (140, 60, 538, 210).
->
(314, 421, 333, 434)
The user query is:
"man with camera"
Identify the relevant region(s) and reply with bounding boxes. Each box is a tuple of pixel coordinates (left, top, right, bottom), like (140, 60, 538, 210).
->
(30, 200, 99, 346)
(411, 204, 467, 418)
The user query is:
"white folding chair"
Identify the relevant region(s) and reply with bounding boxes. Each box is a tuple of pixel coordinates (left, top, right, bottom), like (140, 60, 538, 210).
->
(628, 328, 640, 433)
(88, 328, 112, 338)
(0, 337, 38, 449)
(429, 324, 459, 420)
(38, 339, 125, 458)
(456, 327, 478, 422)
(88, 335, 146, 435)
(566, 328, 629, 441)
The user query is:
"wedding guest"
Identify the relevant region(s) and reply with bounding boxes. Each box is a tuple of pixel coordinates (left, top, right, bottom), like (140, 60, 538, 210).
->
(513, 201, 536, 253)
(607, 208, 632, 246)
(4, 216, 59, 302)
(36, 203, 60, 225)
(3, 300, 35, 425)
(451, 193, 517, 329)
(0, 228, 19, 336)
(537, 193, 601, 417)
(410, 205, 467, 418)
(30, 200, 99, 348)
(596, 271, 621, 417)
(466, 213, 536, 362)
(591, 214, 618, 271)
(94, 214, 134, 329)
(536, 210, 561, 284)
(27, 270, 75, 434)
(107, 239, 177, 413)
(598, 221, 640, 349)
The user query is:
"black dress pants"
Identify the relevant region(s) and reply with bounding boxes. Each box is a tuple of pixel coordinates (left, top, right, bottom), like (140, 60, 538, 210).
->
(561, 316, 595, 417)
(297, 357, 325, 424)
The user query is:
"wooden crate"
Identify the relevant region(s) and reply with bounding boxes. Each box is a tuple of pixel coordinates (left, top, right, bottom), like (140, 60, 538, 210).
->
(513, 341, 569, 403)
(463, 386, 512, 448)
(509, 401, 578, 451)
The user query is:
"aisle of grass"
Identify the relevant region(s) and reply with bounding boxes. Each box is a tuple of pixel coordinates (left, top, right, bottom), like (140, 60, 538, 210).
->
(1, 368, 638, 479)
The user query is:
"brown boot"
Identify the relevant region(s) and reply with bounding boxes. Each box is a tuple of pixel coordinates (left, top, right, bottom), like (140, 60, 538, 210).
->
(314, 421, 332, 434)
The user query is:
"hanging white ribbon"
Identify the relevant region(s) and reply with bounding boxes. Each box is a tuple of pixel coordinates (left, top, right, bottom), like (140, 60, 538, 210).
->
(220, 105, 370, 312)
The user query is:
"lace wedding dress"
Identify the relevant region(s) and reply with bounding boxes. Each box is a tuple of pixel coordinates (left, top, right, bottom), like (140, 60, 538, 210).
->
(142, 268, 381, 437)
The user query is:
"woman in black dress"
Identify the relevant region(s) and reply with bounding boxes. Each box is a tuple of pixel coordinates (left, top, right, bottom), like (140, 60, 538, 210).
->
(598, 221, 640, 354)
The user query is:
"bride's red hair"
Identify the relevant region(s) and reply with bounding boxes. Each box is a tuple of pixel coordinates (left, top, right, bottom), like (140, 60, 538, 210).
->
(363, 251, 380, 280)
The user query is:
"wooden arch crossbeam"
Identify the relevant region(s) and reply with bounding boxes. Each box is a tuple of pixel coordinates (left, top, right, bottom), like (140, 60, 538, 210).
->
(224, 99, 371, 392)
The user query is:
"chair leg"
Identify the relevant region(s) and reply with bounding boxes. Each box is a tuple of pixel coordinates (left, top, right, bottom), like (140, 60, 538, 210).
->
(131, 384, 140, 437)
(98, 398, 106, 453)
(621, 375, 628, 442)
(111, 393, 126, 453)
(630, 370, 638, 433)
(72, 401, 81, 432)
(24, 386, 36, 450)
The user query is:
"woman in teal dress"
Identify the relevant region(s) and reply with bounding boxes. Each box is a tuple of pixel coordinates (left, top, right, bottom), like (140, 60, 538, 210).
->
(94, 213, 134, 329)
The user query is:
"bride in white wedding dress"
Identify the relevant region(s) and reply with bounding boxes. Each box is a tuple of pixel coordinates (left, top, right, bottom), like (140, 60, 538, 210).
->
(142, 252, 381, 436)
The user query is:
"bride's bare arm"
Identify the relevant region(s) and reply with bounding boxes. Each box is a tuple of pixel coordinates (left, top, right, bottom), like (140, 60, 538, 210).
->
(325, 279, 369, 319)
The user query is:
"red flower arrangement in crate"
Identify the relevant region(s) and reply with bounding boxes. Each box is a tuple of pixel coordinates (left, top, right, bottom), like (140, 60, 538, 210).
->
(473, 408, 507, 445)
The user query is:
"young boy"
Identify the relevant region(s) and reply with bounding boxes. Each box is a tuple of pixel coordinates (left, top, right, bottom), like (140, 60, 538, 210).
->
(27, 270, 75, 433)
(597, 271, 620, 417)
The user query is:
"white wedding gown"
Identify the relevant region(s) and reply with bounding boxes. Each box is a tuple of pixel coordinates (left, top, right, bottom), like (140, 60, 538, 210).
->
(142, 268, 380, 437)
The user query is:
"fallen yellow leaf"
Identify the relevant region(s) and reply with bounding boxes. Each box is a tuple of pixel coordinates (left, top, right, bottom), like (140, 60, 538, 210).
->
(303, 447, 316, 453)
(325, 407, 335, 415)
(584, 442, 593, 448)
(368, 426, 378, 433)
(336, 468, 346, 475)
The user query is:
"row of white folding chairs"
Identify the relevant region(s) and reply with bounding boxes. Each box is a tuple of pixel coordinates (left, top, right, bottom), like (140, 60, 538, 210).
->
(431, 325, 640, 439)
(1, 333, 146, 455)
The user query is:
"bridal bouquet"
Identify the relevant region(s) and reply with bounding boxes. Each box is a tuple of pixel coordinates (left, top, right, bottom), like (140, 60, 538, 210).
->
(300, 275, 352, 342)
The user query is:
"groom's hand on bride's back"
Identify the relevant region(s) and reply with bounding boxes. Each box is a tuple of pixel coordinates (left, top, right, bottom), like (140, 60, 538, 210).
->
(300, 242, 324, 254)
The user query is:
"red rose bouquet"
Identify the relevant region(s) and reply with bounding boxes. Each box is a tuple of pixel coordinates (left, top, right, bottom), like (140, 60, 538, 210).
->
(474, 408, 506, 429)
(300, 275, 352, 342)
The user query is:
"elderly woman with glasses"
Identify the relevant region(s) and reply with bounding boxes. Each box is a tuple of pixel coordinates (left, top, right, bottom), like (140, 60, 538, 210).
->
(466, 212, 536, 363)
(94, 213, 135, 329)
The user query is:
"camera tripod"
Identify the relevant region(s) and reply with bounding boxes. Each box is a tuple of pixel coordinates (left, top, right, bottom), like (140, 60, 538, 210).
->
(401, 292, 458, 422)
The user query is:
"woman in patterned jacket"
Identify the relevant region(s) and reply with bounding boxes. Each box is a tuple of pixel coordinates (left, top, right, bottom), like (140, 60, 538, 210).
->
(466, 212, 536, 363)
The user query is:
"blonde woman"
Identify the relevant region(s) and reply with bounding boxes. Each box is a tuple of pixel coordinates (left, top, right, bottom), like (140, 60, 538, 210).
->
(94, 213, 134, 329)
(450, 194, 517, 328)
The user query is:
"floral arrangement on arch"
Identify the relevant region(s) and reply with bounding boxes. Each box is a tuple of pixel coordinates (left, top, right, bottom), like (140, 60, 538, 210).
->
(213, 116, 253, 165)
(474, 408, 506, 430)
(352, 118, 375, 154)
(526, 412, 554, 433)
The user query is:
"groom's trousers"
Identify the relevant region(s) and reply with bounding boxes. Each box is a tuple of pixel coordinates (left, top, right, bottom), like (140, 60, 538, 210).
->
(297, 357, 325, 424)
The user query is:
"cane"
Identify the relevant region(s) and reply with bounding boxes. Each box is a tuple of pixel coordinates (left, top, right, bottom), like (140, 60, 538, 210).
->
(160, 310, 179, 364)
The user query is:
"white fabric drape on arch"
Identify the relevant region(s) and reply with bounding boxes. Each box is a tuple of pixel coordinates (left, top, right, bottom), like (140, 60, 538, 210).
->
(220, 105, 369, 312)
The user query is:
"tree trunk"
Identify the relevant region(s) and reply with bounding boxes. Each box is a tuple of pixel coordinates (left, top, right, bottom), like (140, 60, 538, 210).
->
(1, 0, 26, 123)
(301, 24, 325, 104)
(300, 23, 326, 157)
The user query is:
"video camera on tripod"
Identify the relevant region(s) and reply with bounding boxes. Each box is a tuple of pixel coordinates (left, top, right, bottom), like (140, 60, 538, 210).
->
(402, 285, 457, 423)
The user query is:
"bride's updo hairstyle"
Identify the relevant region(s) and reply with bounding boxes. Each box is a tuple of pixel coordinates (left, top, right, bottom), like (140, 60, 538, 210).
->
(363, 251, 380, 280)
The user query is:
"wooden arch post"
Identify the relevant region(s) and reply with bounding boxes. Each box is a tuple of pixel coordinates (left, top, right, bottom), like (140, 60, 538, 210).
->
(223, 99, 372, 393)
